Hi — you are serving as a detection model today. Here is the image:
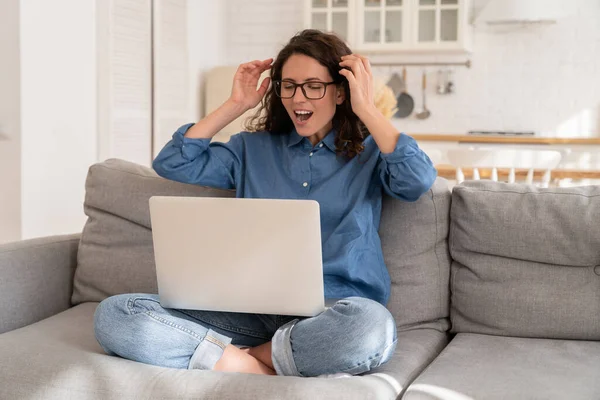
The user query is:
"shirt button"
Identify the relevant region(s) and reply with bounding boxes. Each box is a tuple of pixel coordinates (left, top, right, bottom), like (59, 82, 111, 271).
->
(302, 182, 308, 187)
(309, 152, 314, 157)
(319, 143, 324, 148)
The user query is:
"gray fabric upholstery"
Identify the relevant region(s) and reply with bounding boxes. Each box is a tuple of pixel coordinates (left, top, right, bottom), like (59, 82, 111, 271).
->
(72, 158, 235, 304)
(381, 179, 451, 332)
(0, 303, 446, 400)
(0, 234, 80, 334)
(403, 333, 600, 400)
(5, 160, 599, 399)
(74, 159, 453, 334)
(376, 329, 448, 397)
(63, 158, 452, 397)
(450, 181, 600, 340)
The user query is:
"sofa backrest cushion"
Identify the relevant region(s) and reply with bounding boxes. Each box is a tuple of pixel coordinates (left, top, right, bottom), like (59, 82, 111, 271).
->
(73, 159, 452, 333)
(450, 181, 600, 340)
(381, 178, 451, 331)
(72, 159, 234, 304)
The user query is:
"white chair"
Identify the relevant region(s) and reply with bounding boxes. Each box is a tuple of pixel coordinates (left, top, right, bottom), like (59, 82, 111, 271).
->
(446, 149, 562, 188)
(423, 149, 443, 165)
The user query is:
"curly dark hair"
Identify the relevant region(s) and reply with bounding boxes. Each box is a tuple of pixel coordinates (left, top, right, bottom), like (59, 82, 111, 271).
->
(245, 29, 368, 159)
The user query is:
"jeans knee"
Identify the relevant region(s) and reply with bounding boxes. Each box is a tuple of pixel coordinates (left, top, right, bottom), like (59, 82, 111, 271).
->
(94, 293, 159, 353)
(94, 297, 116, 353)
(94, 295, 128, 348)
(95, 293, 132, 321)
(334, 297, 397, 367)
(336, 297, 396, 331)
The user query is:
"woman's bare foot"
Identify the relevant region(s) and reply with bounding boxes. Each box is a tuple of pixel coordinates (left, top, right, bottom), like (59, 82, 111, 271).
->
(214, 345, 276, 375)
(244, 341, 274, 370)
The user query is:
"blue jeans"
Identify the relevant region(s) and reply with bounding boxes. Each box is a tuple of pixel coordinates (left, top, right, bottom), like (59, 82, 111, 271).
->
(94, 294, 397, 377)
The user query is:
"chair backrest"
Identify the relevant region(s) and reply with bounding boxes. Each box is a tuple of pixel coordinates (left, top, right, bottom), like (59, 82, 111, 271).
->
(446, 148, 562, 187)
(422, 148, 443, 165)
(205, 66, 268, 141)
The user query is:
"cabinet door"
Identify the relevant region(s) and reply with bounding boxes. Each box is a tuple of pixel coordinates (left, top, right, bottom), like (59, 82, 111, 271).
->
(356, 0, 410, 51)
(413, 0, 467, 51)
(304, 0, 470, 53)
(304, 0, 354, 45)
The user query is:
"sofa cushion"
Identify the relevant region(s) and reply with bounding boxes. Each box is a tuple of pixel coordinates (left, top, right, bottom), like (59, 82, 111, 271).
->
(73, 158, 452, 333)
(450, 181, 600, 340)
(403, 333, 600, 400)
(380, 178, 451, 331)
(0, 303, 446, 400)
(0, 234, 79, 334)
(72, 159, 235, 304)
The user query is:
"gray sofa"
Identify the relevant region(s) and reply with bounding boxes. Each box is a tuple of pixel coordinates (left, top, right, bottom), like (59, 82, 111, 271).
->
(0, 158, 598, 399)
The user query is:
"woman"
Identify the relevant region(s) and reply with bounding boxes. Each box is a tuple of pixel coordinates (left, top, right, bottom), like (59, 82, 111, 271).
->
(94, 29, 436, 378)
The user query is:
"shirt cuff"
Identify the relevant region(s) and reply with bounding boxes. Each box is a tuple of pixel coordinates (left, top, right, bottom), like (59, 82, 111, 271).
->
(379, 133, 419, 164)
(172, 123, 212, 160)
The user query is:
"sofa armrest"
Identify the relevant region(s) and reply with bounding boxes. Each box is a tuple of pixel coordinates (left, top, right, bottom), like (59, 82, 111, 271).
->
(0, 233, 80, 334)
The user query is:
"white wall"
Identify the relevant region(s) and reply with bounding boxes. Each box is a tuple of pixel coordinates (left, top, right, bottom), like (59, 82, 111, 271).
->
(2, 0, 225, 242)
(0, 0, 22, 243)
(224, 0, 600, 137)
(225, 0, 304, 65)
(1, 0, 229, 242)
(19, 0, 98, 239)
(150, 0, 226, 152)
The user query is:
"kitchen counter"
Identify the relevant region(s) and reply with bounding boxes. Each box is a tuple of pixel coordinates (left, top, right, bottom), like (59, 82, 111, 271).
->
(434, 165, 600, 180)
(411, 134, 600, 145)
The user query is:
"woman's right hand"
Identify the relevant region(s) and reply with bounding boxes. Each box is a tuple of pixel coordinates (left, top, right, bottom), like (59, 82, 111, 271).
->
(228, 58, 273, 113)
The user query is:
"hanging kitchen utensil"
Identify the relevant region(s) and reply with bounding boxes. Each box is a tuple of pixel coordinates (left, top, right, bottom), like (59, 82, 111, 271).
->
(436, 69, 447, 95)
(445, 69, 454, 94)
(394, 67, 414, 118)
(386, 72, 404, 97)
(416, 70, 431, 120)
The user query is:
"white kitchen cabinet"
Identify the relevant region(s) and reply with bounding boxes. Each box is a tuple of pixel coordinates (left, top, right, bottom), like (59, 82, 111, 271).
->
(412, 0, 470, 52)
(357, 0, 411, 51)
(304, 0, 355, 44)
(304, 0, 471, 53)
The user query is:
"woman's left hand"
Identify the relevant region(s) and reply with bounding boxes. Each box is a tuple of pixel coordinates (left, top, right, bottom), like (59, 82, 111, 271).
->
(339, 54, 378, 120)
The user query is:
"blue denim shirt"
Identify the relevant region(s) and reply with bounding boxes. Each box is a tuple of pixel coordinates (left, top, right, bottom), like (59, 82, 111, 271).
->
(152, 123, 437, 305)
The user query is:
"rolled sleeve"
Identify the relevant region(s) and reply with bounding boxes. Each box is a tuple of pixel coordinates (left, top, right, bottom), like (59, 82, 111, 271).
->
(378, 134, 437, 201)
(152, 123, 245, 190)
(171, 123, 211, 161)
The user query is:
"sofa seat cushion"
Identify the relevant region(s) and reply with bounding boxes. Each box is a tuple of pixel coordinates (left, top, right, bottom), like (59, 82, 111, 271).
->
(403, 333, 600, 400)
(0, 303, 447, 400)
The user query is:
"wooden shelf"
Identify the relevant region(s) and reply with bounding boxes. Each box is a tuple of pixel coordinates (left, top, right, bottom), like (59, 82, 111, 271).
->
(411, 134, 600, 145)
(435, 165, 600, 180)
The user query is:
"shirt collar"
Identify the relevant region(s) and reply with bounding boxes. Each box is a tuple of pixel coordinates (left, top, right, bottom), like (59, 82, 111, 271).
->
(287, 128, 337, 152)
(287, 129, 304, 147)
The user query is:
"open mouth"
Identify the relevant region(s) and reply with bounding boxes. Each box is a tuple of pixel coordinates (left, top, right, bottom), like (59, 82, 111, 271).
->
(294, 110, 313, 124)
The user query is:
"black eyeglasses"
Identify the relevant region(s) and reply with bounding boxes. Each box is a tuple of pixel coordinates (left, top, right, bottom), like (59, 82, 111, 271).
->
(273, 80, 337, 100)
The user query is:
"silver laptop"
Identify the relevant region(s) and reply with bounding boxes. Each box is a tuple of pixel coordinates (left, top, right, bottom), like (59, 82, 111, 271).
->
(149, 196, 325, 317)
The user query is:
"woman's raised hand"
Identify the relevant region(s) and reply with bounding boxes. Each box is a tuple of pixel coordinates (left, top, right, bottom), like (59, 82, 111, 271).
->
(229, 58, 273, 112)
(338, 54, 377, 120)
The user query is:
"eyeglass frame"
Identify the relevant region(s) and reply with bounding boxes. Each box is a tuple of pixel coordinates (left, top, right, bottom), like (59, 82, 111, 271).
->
(272, 80, 338, 100)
